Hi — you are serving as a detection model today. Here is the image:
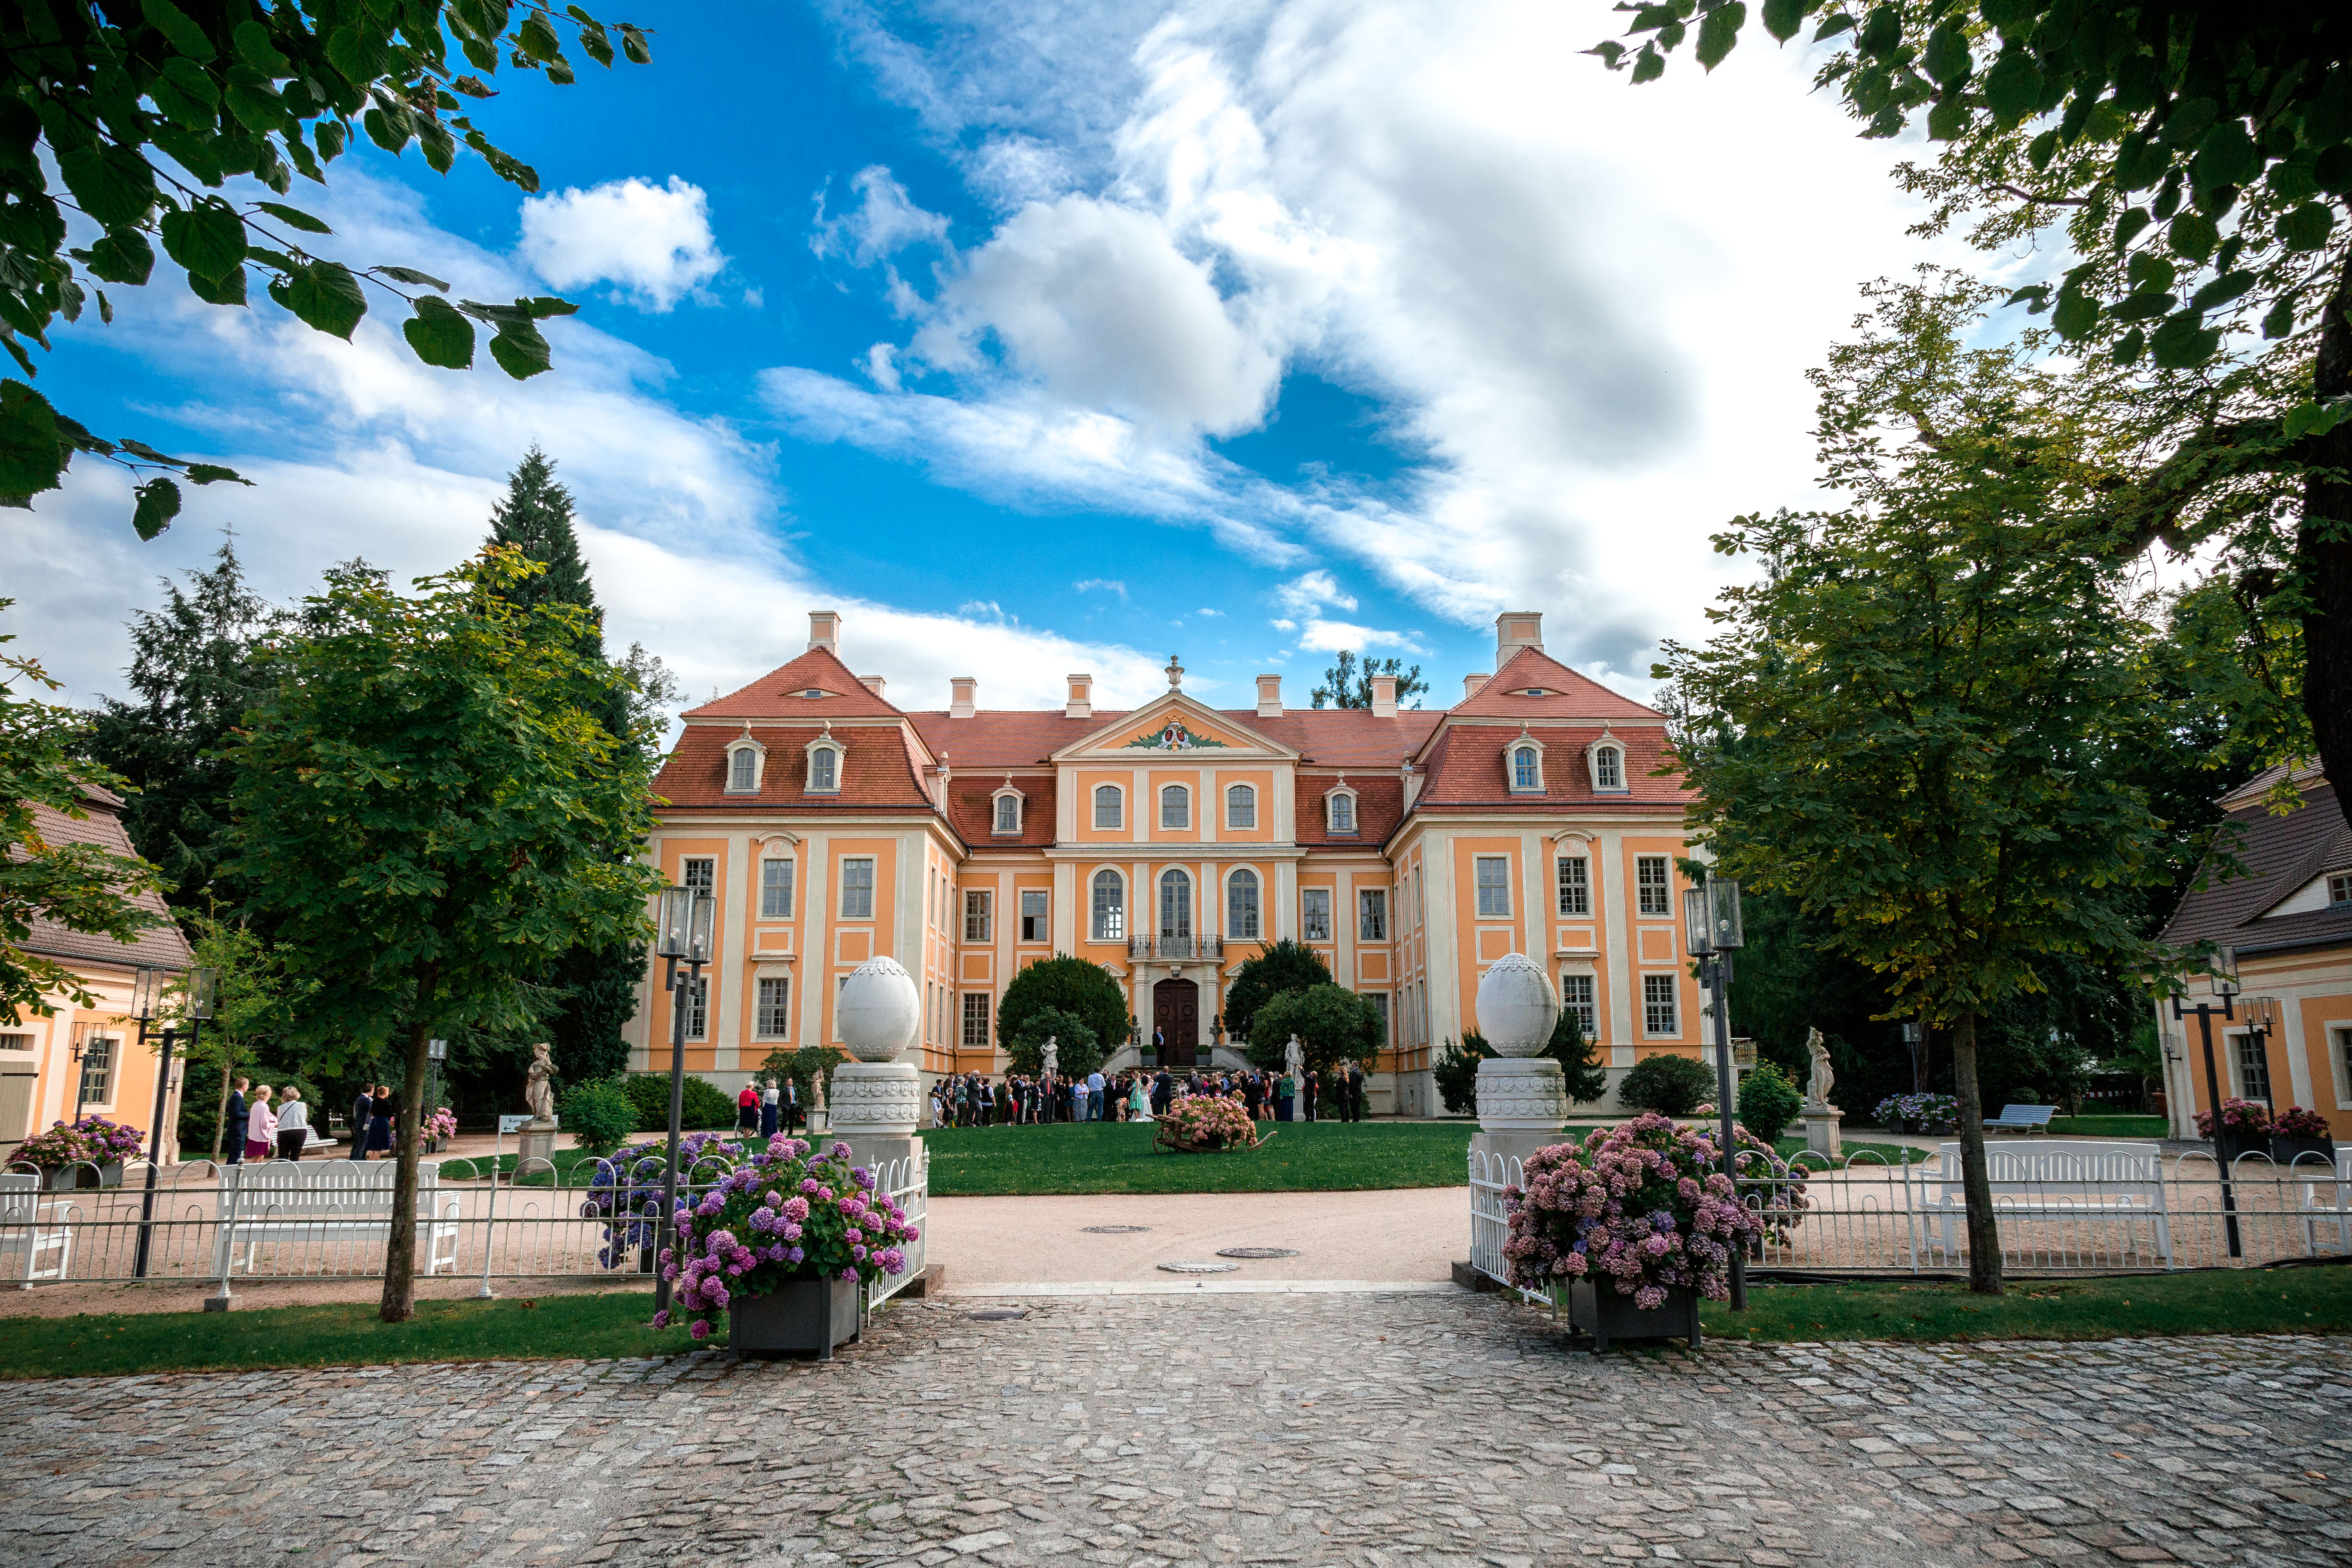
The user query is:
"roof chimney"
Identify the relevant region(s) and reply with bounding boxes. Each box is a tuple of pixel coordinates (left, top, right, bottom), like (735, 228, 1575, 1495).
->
(1256, 674, 1282, 718)
(1494, 611, 1543, 668)
(1463, 672, 1491, 700)
(858, 674, 885, 698)
(949, 676, 977, 719)
(808, 610, 840, 655)
(1369, 674, 1397, 719)
(1065, 673, 1093, 720)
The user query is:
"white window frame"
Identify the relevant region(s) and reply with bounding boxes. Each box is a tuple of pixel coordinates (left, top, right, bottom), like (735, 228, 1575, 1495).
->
(1590, 739, 1627, 793)
(760, 857, 796, 919)
(1507, 735, 1545, 794)
(681, 856, 716, 894)
(755, 976, 792, 1040)
(840, 857, 876, 920)
(1019, 889, 1049, 943)
(1299, 885, 1330, 942)
(1160, 784, 1191, 830)
(1226, 783, 1257, 830)
(1560, 972, 1597, 1036)
(1474, 855, 1511, 918)
(2332, 872, 2352, 907)
(1228, 870, 1263, 940)
(962, 993, 992, 1050)
(963, 889, 992, 943)
(1093, 784, 1124, 830)
(1359, 888, 1387, 941)
(75, 1031, 116, 1107)
(1557, 854, 1590, 916)
(725, 735, 767, 794)
(2233, 1028, 2273, 1102)
(2332, 1023, 2352, 1109)
(1091, 869, 1126, 941)
(1158, 868, 1193, 937)
(991, 783, 1024, 836)
(805, 734, 844, 794)
(682, 974, 710, 1041)
(1326, 787, 1358, 836)
(1636, 855, 1673, 917)
(1642, 974, 1678, 1037)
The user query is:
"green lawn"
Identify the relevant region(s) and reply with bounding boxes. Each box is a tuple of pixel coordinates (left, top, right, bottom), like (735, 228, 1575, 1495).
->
(1698, 1266, 2352, 1344)
(2047, 1115, 2171, 1138)
(0, 1292, 666, 1379)
(923, 1119, 1476, 1194)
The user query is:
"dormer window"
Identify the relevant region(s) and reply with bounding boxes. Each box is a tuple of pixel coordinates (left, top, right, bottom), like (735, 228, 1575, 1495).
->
(723, 727, 768, 794)
(800, 688, 828, 699)
(1588, 727, 1627, 793)
(1506, 726, 1546, 794)
(805, 725, 844, 794)
(991, 777, 1025, 836)
(1326, 781, 1358, 836)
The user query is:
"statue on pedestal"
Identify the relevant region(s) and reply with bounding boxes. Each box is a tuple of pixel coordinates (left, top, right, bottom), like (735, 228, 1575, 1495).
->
(523, 1041, 557, 1122)
(1042, 1035, 1059, 1079)
(1803, 1028, 1837, 1111)
(1285, 1035, 1305, 1081)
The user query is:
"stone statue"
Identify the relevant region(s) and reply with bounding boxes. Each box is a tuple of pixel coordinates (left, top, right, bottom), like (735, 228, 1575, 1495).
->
(524, 1041, 557, 1121)
(1803, 1028, 1836, 1110)
(1285, 1035, 1305, 1081)
(1042, 1035, 1058, 1079)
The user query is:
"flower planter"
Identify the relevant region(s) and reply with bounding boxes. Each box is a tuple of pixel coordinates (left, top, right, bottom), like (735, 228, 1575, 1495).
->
(2269, 1135, 2337, 1169)
(1563, 1279, 1701, 1352)
(2213, 1129, 2272, 1166)
(38, 1162, 122, 1191)
(726, 1276, 862, 1360)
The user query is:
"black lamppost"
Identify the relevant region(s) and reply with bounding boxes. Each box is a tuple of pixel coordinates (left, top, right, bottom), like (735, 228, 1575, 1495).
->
(1902, 1020, 1926, 1094)
(135, 963, 212, 1278)
(652, 883, 713, 1317)
(1683, 878, 1746, 1311)
(2171, 945, 2242, 1259)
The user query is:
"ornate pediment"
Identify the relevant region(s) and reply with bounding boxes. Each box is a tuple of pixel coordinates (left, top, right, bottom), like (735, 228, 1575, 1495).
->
(1122, 720, 1230, 751)
(1052, 690, 1297, 762)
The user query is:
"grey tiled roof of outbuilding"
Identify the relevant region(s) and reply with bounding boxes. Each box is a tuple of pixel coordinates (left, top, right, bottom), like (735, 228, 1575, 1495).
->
(2159, 775, 2351, 956)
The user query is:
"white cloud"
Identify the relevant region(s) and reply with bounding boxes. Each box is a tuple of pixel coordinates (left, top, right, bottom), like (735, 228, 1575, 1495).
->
(518, 175, 726, 311)
(1275, 570, 1356, 616)
(1074, 578, 1129, 599)
(812, 166, 953, 265)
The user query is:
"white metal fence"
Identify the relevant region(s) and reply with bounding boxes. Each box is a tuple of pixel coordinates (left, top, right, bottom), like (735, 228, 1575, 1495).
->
(1467, 1140, 2352, 1289)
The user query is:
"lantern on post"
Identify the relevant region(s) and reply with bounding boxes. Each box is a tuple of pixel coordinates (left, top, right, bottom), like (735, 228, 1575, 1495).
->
(1682, 878, 1746, 1310)
(652, 884, 713, 1316)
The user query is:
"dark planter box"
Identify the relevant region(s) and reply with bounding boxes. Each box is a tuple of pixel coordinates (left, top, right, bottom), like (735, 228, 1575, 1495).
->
(2269, 1135, 2337, 1169)
(727, 1276, 861, 1360)
(40, 1161, 122, 1191)
(1565, 1279, 1701, 1351)
(2213, 1129, 2272, 1166)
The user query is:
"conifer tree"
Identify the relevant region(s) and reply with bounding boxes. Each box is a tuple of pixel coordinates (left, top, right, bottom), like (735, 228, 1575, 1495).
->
(487, 448, 598, 636)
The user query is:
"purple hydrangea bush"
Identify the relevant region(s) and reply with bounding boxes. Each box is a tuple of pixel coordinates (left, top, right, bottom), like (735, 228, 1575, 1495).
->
(1501, 1112, 1807, 1309)
(16, 1115, 145, 1169)
(655, 1137, 920, 1341)
(1873, 1093, 1961, 1135)
(581, 1130, 757, 1268)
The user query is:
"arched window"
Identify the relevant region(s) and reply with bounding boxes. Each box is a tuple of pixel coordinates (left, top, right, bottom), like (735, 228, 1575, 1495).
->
(805, 738, 842, 793)
(1327, 790, 1357, 836)
(992, 793, 1020, 834)
(1226, 869, 1260, 939)
(729, 747, 758, 791)
(1160, 784, 1191, 829)
(1090, 870, 1125, 941)
(1512, 746, 1540, 790)
(1158, 868, 1192, 937)
(1093, 783, 1123, 829)
(1592, 743, 1624, 791)
(1225, 783, 1256, 830)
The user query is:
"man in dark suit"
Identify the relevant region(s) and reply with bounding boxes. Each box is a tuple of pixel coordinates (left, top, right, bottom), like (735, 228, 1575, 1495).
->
(226, 1078, 249, 1164)
(347, 1084, 371, 1160)
(1347, 1063, 1367, 1121)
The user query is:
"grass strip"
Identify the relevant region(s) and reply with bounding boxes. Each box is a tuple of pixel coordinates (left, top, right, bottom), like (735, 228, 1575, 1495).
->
(923, 1119, 1477, 1194)
(0, 1292, 668, 1379)
(2046, 1115, 2172, 1138)
(1697, 1265, 2352, 1345)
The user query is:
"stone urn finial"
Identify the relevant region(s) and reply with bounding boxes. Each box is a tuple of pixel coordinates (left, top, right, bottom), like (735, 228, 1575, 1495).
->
(837, 956, 920, 1063)
(1476, 952, 1559, 1058)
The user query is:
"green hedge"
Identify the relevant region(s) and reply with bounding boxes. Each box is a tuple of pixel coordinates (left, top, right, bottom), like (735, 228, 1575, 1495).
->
(622, 1072, 738, 1132)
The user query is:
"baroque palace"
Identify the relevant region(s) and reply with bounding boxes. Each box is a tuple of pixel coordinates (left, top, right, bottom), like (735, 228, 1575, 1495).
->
(630, 611, 1706, 1115)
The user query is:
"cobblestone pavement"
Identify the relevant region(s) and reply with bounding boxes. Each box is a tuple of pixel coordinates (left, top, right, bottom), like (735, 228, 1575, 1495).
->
(3, 1292, 2349, 1568)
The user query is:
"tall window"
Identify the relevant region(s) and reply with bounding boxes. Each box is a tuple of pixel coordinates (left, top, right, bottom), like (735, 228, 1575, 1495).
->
(1359, 888, 1387, 940)
(1475, 855, 1511, 917)
(808, 746, 839, 792)
(2338, 1026, 2352, 1102)
(964, 889, 992, 942)
(680, 975, 709, 1040)
(962, 993, 991, 1049)
(1228, 870, 1262, 939)
(682, 857, 715, 894)
(76, 1034, 114, 1106)
(1161, 784, 1191, 829)
(1557, 856, 1589, 916)
(1593, 745, 1624, 790)
(2237, 1032, 2272, 1102)
(1328, 791, 1357, 835)
(1020, 889, 1048, 942)
(1636, 855, 1672, 917)
(1091, 870, 1125, 940)
(840, 857, 875, 919)
(1299, 886, 1330, 941)
(728, 747, 759, 792)
(1560, 974, 1596, 1035)
(1094, 784, 1123, 829)
(760, 858, 795, 919)
(1159, 868, 1192, 937)
(1226, 784, 1256, 829)
(993, 794, 1020, 834)
(1642, 974, 1678, 1036)
(756, 977, 792, 1038)
(1512, 746, 1540, 790)
(1363, 991, 1390, 1045)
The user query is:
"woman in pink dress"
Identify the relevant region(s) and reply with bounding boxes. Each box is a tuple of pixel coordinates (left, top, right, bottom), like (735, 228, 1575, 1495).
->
(245, 1086, 278, 1162)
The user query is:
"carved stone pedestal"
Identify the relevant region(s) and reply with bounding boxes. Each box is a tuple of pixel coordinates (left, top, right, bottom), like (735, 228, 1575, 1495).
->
(1802, 1105, 1843, 1160)
(828, 1060, 924, 1176)
(1472, 1056, 1570, 1168)
(516, 1117, 558, 1173)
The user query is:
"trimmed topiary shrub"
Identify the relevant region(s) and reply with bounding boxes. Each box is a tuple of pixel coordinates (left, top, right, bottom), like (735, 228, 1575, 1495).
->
(623, 1072, 737, 1132)
(997, 955, 1131, 1061)
(1736, 1061, 1803, 1144)
(560, 1077, 640, 1156)
(1616, 1053, 1717, 1118)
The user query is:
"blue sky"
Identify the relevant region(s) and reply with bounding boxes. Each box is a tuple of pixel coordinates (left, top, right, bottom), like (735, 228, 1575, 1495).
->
(9, 0, 1958, 719)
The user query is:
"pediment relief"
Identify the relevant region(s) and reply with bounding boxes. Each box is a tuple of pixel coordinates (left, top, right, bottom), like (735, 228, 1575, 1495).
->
(1053, 692, 1296, 762)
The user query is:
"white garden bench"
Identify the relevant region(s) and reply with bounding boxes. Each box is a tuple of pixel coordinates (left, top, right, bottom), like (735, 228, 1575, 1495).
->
(1914, 1139, 2172, 1264)
(2299, 1149, 2352, 1256)
(212, 1160, 462, 1277)
(0, 1173, 73, 1286)
(1984, 1104, 2056, 1134)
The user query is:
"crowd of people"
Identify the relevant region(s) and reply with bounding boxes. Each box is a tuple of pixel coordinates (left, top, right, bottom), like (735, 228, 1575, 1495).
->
(928, 1062, 1369, 1128)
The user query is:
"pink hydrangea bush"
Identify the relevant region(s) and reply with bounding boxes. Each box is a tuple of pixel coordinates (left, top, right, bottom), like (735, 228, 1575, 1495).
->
(423, 1108, 457, 1143)
(2196, 1099, 2271, 1137)
(654, 1137, 920, 1341)
(1501, 1112, 1806, 1309)
(16, 1115, 144, 1170)
(1161, 1094, 1258, 1150)
(2270, 1106, 2332, 1139)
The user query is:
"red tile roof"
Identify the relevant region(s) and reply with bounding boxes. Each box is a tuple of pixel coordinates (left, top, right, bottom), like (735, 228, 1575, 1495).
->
(2163, 778, 2350, 956)
(904, 707, 1443, 769)
(655, 723, 937, 811)
(1449, 647, 1667, 722)
(684, 647, 906, 721)
(1297, 772, 1405, 847)
(908, 712, 1093, 768)
(945, 773, 1060, 847)
(1413, 724, 1686, 811)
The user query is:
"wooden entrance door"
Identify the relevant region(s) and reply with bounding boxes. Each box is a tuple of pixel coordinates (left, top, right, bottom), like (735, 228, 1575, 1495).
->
(1152, 977, 1200, 1068)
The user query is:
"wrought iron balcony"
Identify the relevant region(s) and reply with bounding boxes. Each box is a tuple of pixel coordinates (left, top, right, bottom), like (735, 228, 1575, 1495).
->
(1129, 936, 1224, 963)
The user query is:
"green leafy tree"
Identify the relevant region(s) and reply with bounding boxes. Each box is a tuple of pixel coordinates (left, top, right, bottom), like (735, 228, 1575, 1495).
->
(557, 1076, 636, 1156)
(1221, 938, 1333, 1044)
(1309, 650, 1430, 710)
(1, 607, 165, 1020)
(1004, 1006, 1101, 1079)
(754, 1043, 842, 1121)
(1246, 983, 1381, 1076)
(0, 2, 653, 538)
(224, 549, 661, 1320)
(995, 955, 1129, 1064)
(1599, 0, 2352, 812)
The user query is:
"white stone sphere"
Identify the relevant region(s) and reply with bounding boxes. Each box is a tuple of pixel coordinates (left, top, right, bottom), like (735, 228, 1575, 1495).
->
(1476, 952, 1559, 1058)
(838, 956, 920, 1063)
